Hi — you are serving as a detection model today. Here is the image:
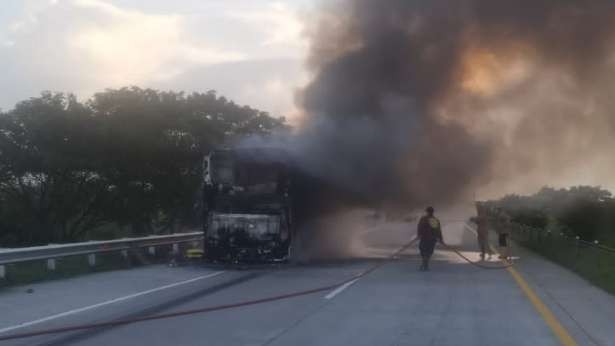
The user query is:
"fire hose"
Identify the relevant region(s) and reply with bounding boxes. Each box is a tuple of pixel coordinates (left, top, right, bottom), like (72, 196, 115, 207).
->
(440, 220, 515, 270)
(0, 241, 416, 342)
(0, 233, 512, 341)
(443, 243, 514, 270)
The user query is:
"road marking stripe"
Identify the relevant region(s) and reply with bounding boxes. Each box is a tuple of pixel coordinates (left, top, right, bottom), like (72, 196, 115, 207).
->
(0, 271, 225, 334)
(464, 222, 577, 346)
(506, 266, 577, 346)
(324, 278, 359, 300)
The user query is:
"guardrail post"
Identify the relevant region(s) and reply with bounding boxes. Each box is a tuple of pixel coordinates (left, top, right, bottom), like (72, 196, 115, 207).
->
(593, 240, 601, 267)
(530, 228, 533, 242)
(88, 254, 96, 267)
(0, 233, 203, 276)
(47, 259, 56, 271)
(574, 236, 581, 266)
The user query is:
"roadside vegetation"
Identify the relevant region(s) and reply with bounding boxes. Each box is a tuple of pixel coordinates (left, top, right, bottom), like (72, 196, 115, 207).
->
(486, 186, 615, 294)
(0, 87, 287, 247)
(0, 244, 190, 287)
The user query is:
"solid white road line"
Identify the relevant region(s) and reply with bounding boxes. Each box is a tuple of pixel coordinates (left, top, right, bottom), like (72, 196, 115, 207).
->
(324, 278, 360, 300)
(0, 271, 225, 334)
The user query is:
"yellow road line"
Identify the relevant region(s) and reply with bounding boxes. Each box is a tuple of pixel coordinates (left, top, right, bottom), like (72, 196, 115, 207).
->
(464, 223, 577, 345)
(506, 265, 577, 346)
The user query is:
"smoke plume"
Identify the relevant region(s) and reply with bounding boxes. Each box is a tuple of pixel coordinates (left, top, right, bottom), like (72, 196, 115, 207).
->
(292, 0, 615, 209)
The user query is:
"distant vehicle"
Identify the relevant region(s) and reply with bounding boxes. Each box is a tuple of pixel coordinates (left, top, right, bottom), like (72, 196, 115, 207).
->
(202, 148, 294, 262)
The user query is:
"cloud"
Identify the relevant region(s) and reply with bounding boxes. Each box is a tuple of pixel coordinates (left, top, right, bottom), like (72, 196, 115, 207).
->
(68, 0, 245, 85)
(0, 0, 310, 116)
(229, 1, 307, 50)
(156, 58, 309, 119)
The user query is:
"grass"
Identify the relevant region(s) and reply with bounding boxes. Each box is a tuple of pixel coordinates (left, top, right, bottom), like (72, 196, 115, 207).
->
(0, 245, 184, 288)
(516, 232, 615, 295)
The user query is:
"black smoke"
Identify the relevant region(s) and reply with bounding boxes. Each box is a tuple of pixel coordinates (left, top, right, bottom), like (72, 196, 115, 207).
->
(293, 0, 615, 208)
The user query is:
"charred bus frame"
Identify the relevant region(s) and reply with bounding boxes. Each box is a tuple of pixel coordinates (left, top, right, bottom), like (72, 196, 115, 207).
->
(202, 148, 294, 262)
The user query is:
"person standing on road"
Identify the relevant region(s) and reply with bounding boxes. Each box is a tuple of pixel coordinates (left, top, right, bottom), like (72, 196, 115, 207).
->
(476, 203, 492, 260)
(417, 206, 444, 271)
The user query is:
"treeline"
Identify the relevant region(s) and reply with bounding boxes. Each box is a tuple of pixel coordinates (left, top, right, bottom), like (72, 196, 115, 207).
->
(486, 186, 615, 246)
(0, 87, 287, 246)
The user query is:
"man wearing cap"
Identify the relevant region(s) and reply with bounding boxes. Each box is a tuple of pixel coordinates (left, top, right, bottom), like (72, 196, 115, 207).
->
(417, 206, 444, 271)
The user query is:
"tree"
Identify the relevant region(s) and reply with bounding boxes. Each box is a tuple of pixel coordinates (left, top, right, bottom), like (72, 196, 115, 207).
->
(0, 87, 286, 246)
(0, 93, 111, 244)
(490, 185, 615, 244)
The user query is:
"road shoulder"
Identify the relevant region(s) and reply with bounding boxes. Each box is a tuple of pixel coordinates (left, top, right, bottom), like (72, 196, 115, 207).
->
(0, 265, 225, 332)
(511, 243, 615, 345)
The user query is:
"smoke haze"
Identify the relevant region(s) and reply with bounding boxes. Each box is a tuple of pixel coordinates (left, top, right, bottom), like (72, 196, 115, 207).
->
(293, 0, 615, 208)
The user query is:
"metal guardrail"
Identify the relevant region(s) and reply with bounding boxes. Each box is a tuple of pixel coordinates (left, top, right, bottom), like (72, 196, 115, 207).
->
(0, 232, 203, 279)
(508, 223, 615, 254)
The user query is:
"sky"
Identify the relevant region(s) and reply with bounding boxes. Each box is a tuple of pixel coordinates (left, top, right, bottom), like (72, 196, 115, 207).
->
(0, 0, 316, 118)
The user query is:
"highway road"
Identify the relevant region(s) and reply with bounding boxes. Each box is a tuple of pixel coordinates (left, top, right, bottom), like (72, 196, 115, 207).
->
(1, 216, 614, 346)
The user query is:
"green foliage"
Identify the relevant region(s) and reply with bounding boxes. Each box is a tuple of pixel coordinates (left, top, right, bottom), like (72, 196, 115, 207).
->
(0, 87, 286, 246)
(518, 230, 615, 295)
(558, 200, 615, 241)
(496, 187, 615, 294)
(489, 185, 615, 245)
(509, 208, 548, 229)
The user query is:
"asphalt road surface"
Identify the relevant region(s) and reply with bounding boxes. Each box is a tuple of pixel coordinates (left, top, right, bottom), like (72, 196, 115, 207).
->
(1, 214, 614, 346)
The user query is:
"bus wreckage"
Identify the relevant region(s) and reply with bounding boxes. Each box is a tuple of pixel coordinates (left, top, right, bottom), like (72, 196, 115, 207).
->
(202, 148, 295, 262)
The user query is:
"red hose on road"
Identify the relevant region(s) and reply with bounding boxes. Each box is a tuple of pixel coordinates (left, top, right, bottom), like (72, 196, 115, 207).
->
(443, 244, 514, 270)
(0, 284, 341, 342)
(0, 237, 512, 342)
(0, 241, 417, 342)
(441, 221, 515, 270)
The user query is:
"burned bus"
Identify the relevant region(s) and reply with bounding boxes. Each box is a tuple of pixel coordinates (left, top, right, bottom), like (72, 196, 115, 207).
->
(202, 148, 294, 262)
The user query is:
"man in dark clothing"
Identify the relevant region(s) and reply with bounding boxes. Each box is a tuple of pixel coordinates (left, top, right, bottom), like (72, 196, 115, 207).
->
(417, 206, 444, 271)
(496, 208, 512, 260)
(475, 203, 492, 260)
